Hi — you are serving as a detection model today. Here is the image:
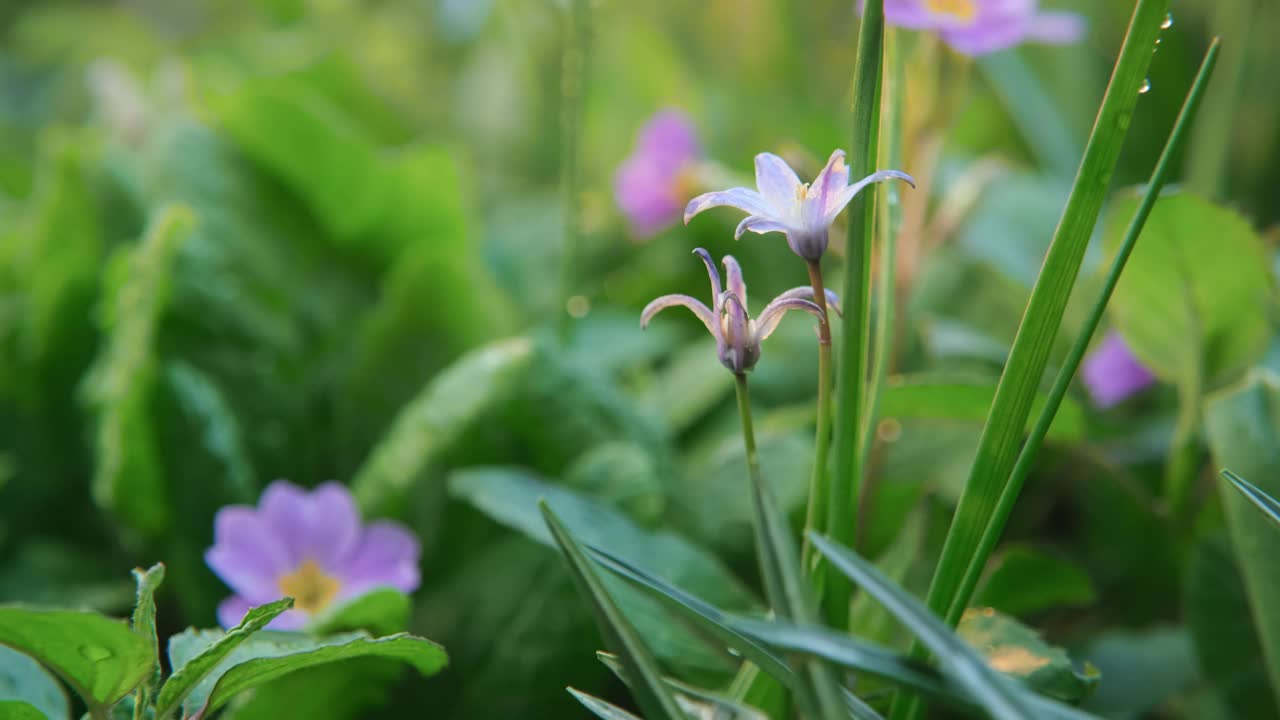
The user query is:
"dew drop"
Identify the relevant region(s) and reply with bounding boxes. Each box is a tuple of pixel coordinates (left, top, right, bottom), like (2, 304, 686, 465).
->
(1161, 13, 1173, 30)
(1138, 78, 1151, 94)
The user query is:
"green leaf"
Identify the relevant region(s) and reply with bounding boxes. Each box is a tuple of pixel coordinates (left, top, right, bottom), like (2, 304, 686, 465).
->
(1104, 193, 1270, 389)
(129, 565, 164, 660)
(216, 657, 404, 720)
(0, 607, 153, 711)
(975, 547, 1096, 617)
(1185, 535, 1277, 718)
(596, 652, 767, 720)
(0, 701, 48, 720)
(166, 628, 446, 718)
(1222, 470, 1280, 529)
(567, 688, 644, 720)
(914, 2, 1177, 695)
(879, 379, 1085, 441)
(82, 205, 195, 535)
(306, 589, 410, 638)
(540, 503, 685, 720)
(1078, 628, 1196, 718)
(808, 533, 1037, 719)
(957, 609, 1098, 703)
(351, 337, 534, 516)
(154, 598, 293, 719)
(1204, 370, 1280, 712)
(0, 646, 69, 720)
(563, 442, 665, 526)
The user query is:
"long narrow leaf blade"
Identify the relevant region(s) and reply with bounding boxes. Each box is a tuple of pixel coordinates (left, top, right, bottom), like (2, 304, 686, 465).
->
(944, 38, 1222, 624)
(810, 532, 1036, 719)
(1223, 470, 1280, 529)
(540, 502, 684, 720)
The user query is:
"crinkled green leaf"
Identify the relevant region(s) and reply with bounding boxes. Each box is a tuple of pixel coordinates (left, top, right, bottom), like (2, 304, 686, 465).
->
(82, 205, 194, 535)
(957, 609, 1099, 703)
(0, 607, 152, 710)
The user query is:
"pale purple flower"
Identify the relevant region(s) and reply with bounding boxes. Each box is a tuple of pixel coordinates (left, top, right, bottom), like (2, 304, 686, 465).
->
(641, 248, 838, 374)
(871, 0, 1085, 55)
(206, 481, 420, 630)
(684, 150, 913, 261)
(614, 110, 702, 237)
(1082, 331, 1156, 408)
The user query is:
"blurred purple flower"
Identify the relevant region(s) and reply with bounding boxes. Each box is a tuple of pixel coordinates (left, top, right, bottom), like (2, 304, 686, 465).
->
(641, 248, 838, 373)
(1082, 331, 1155, 408)
(206, 481, 420, 630)
(614, 110, 702, 238)
(871, 0, 1085, 56)
(685, 150, 913, 261)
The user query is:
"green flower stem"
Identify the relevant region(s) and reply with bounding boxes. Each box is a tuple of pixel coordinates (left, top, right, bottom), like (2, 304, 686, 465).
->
(801, 259, 834, 578)
(558, 0, 589, 341)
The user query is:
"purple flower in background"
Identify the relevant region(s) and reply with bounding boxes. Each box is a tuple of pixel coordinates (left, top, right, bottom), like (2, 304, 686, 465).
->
(641, 248, 838, 373)
(1082, 331, 1156, 408)
(685, 150, 913, 261)
(206, 481, 420, 630)
(872, 0, 1085, 56)
(614, 110, 703, 238)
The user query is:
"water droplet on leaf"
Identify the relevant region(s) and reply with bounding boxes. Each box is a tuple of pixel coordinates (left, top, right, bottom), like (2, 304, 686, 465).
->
(1138, 78, 1151, 94)
(79, 645, 113, 662)
(1161, 13, 1173, 29)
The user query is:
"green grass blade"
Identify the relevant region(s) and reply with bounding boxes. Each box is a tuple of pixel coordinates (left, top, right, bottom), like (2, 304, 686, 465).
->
(809, 532, 1036, 719)
(568, 688, 645, 720)
(915, 0, 1172, 664)
(540, 502, 684, 720)
(942, 38, 1221, 625)
(829, 0, 887, 632)
(844, 689, 887, 720)
(1223, 470, 1280, 530)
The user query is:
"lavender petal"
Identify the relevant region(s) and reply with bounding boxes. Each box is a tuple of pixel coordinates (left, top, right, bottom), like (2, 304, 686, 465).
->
(734, 215, 792, 241)
(640, 294, 717, 337)
(339, 522, 422, 597)
(753, 152, 803, 211)
(260, 481, 361, 570)
(754, 297, 826, 341)
(205, 507, 293, 603)
(1082, 332, 1156, 408)
(684, 187, 774, 224)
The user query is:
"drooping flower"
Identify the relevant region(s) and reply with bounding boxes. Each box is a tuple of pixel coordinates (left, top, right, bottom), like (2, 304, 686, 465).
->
(206, 481, 420, 630)
(614, 109, 703, 238)
(1081, 331, 1156, 408)
(684, 150, 913, 261)
(641, 248, 838, 374)
(871, 0, 1085, 56)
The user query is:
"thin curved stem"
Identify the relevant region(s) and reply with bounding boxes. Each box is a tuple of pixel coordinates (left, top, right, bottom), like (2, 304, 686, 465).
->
(801, 259, 834, 580)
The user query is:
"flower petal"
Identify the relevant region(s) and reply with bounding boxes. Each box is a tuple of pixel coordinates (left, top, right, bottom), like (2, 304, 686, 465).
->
(1082, 331, 1155, 408)
(805, 150, 851, 226)
(721, 255, 748, 310)
(339, 522, 422, 597)
(773, 286, 842, 317)
(692, 247, 722, 302)
(734, 215, 792, 241)
(1026, 12, 1086, 46)
(205, 506, 293, 603)
(684, 188, 773, 224)
(640, 294, 716, 337)
(754, 297, 826, 342)
(822, 169, 915, 227)
(754, 153, 803, 212)
(260, 481, 362, 570)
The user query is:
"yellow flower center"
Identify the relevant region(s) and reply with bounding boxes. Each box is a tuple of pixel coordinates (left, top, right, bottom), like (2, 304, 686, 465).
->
(926, 0, 977, 22)
(277, 559, 341, 614)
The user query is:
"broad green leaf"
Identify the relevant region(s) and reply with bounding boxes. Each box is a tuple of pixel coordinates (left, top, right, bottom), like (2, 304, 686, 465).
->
(154, 598, 293, 718)
(1185, 535, 1277, 719)
(1104, 192, 1270, 388)
(1078, 628, 1196, 718)
(1204, 370, 1280, 710)
(0, 607, 152, 710)
(567, 688, 644, 720)
(82, 205, 194, 535)
(351, 337, 534, 515)
(564, 442, 665, 526)
(975, 547, 1096, 617)
(0, 701, 47, 720)
(0, 646, 68, 720)
(541, 503, 685, 720)
(809, 533, 1036, 719)
(957, 609, 1098, 703)
(879, 379, 1085, 440)
(306, 589, 410, 638)
(638, 338, 734, 431)
(448, 467, 753, 610)
(217, 657, 404, 720)
(1221, 470, 1280, 529)
(166, 628, 446, 718)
